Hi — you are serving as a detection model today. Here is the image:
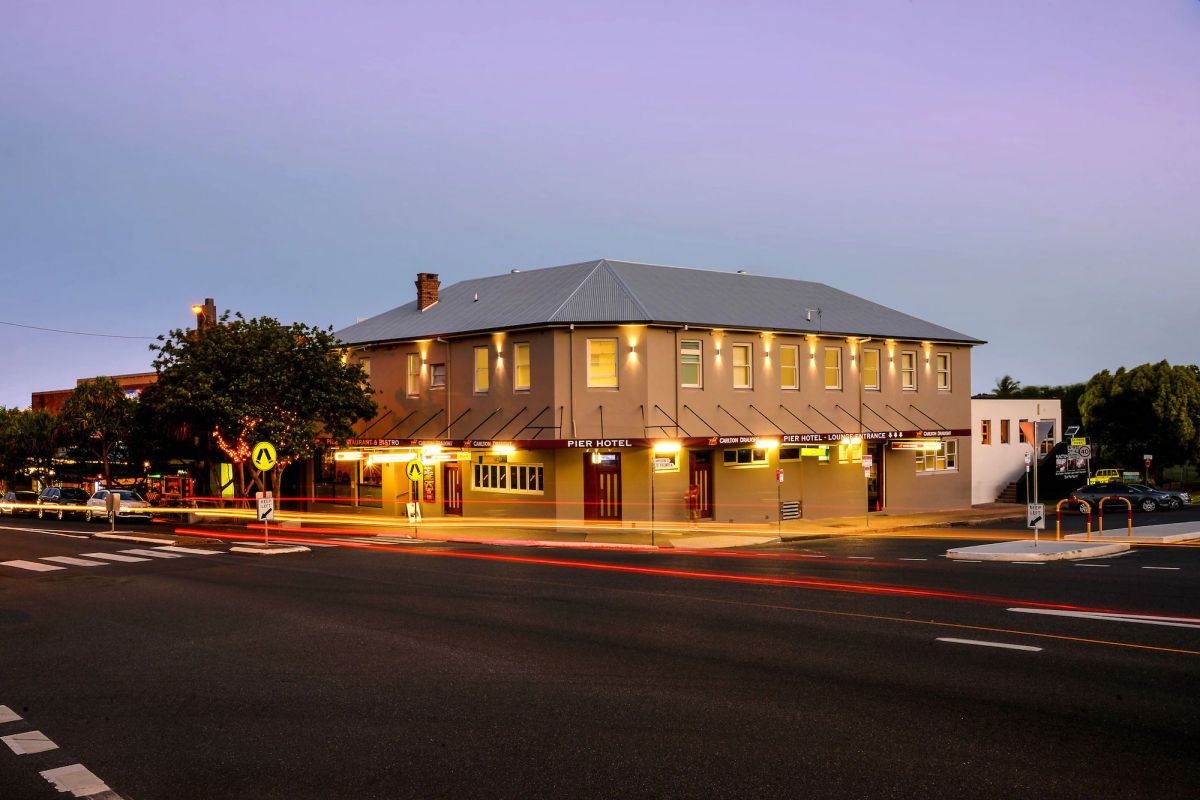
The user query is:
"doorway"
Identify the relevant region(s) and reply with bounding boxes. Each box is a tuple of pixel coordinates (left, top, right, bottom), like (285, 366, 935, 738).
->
(583, 452, 622, 521)
(688, 450, 714, 519)
(443, 462, 463, 516)
(866, 442, 885, 512)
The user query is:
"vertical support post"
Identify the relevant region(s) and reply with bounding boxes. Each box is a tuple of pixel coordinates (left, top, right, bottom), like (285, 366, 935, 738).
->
(649, 449, 655, 547)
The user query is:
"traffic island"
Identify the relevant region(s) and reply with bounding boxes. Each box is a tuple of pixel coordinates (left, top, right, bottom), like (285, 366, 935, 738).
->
(1064, 521, 1200, 544)
(945, 540, 1130, 562)
(229, 542, 311, 555)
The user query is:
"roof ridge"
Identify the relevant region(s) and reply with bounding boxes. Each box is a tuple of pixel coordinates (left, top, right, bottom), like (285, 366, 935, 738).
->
(544, 260, 607, 322)
(597, 259, 652, 318)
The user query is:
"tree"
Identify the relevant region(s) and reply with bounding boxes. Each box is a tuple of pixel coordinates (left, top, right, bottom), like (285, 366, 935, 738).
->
(1078, 361, 1200, 476)
(0, 407, 24, 491)
(993, 375, 1021, 397)
(58, 377, 135, 485)
(150, 313, 376, 499)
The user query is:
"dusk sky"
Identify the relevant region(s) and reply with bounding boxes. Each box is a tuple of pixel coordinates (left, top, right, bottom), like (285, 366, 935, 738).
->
(2, 1, 1197, 409)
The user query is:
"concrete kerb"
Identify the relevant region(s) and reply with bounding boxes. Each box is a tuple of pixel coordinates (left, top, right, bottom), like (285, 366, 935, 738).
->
(229, 544, 311, 555)
(946, 540, 1131, 562)
(93, 532, 178, 546)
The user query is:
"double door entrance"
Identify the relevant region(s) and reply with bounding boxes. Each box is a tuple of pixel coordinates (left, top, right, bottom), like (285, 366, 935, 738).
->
(583, 453, 622, 521)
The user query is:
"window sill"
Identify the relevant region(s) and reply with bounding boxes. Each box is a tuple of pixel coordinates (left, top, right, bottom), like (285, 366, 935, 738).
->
(915, 469, 959, 476)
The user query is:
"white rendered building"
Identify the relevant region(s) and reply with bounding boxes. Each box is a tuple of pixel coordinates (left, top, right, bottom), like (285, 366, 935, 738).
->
(970, 398, 1062, 504)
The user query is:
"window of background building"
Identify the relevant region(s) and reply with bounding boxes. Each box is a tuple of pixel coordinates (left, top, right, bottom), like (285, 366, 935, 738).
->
(916, 440, 958, 472)
(722, 447, 769, 466)
(936, 352, 951, 390)
(1040, 421, 1056, 454)
(514, 343, 531, 391)
(732, 343, 752, 388)
(824, 347, 842, 390)
(360, 357, 371, 379)
(862, 348, 880, 390)
(680, 339, 702, 388)
(1000, 419, 1010, 444)
(587, 338, 618, 387)
(780, 344, 799, 389)
(473, 347, 489, 393)
(406, 353, 420, 397)
(430, 363, 446, 388)
(901, 351, 917, 390)
(980, 419, 991, 445)
(1019, 418, 1028, 443)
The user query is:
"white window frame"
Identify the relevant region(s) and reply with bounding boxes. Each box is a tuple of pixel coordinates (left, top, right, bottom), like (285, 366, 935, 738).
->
(513, 342, 531, 392)
(679, 339, 703, 388)
(430, 363, 446, 389)
(936, 352, 951, 391)
(779, 344, 799, 390)
(900, 351, 917, 391)
(473, 346, 489, 393)
(473, 461, 545, 494)
(916, 439, 958, 472)
(824, 347, 842, 390)
(862, 348, 880, 391)
(406, 353, 420, 397)
(586, 338, 618, 388)
(731, 343, 752, 388)
(722, 447, 770, 466)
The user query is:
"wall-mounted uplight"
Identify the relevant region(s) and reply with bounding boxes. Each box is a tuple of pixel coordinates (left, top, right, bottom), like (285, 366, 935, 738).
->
(653, 441, 681, 454)
(755, 438, 779, 450)
(492, 443, 516, 455)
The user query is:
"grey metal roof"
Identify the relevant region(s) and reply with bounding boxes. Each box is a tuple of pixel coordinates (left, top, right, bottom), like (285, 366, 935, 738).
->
(336, 259, 984, 345)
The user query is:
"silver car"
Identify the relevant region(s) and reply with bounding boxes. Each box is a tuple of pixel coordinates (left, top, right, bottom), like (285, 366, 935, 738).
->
(85, 489, 153, 523)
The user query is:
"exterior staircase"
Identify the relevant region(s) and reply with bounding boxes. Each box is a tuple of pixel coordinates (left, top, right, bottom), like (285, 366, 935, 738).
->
(996, 480, 1020, 504)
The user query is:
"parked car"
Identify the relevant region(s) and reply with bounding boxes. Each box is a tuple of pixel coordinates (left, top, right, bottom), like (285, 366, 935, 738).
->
(36, 486, 92, 520)
(84, 489, 153, 523)
(1, 490, 40, 517)
(1087, 469, 1122, 485)
(1070, 482, 1190, 513)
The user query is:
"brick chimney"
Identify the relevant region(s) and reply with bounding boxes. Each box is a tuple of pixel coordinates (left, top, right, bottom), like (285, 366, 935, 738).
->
(415, 272, 440, 311)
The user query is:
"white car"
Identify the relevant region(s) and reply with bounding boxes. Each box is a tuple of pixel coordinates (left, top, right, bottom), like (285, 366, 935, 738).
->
(85, 489, 153, 523)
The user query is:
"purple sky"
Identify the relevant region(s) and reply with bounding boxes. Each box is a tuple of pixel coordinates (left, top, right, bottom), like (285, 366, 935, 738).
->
(2, 1, 1198, 407)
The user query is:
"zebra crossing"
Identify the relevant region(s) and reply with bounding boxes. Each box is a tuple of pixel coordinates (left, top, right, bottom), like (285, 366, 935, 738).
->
(2, 545, 220, 574)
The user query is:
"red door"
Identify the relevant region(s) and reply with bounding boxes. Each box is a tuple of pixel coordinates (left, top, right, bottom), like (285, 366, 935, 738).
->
(688, 451, 714, 519)
(583, 453, 622, 521)
(443, 462, 463, 516)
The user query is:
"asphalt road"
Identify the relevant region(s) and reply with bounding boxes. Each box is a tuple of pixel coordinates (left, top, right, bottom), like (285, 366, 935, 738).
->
(2, 518, 1198, 799)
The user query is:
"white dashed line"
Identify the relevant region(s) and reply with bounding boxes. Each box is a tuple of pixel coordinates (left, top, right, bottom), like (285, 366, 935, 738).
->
(119, 548, 182, 559)
(0, 705, 23, 723)
(0, 525, 89, 539)
(2, 730, 58, 755)
(40, 556, 109, 567)
(1012, 562, 1044, 566)
(80, 552, 151, 562)
(1008, 608, 1200, 629)
(1142, 566, 1180, 571)
(936, 637, 1042, 652)
(1, 560, 65, 572)
(846, 556, 874, 560)
(40, 763, 113, 797)
(1075, 563, 1109, 567)
(898, 558, 927, 561)
(953, 560, 982, 563)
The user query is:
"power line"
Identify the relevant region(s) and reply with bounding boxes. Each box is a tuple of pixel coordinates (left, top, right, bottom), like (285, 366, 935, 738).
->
(0, 319, 155, 340)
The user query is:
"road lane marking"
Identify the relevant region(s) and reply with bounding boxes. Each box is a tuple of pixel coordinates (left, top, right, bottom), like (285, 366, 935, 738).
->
(1142, 566, 1180, 571)
(0, 524, 89, 539)
(2, 730, 58, 755)
(936, 637, 1042, 652)
(0, 705, 23, 723)
(40, 556, 108, 567)
(1, 560, 65, 572)
(119, 548, 182, 559)
(1008, 608, 1200, 629)
(1075, 564, 1109, 567)
(80, 552, 151, 562)
(154, 546, 219, 555)
(898, 558, 927, 561)
(846, 556, 874, 560)
(1012, 562, 1045, 566)
(40, 764, 113, 797)
(952, 560, 982, 563)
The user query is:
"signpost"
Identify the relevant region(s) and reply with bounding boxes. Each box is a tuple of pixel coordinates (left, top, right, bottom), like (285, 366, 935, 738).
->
(1144, 453, 1153, 481)
(105, 490, 121, 533)
(252, 441, 277, 472)
(1027, 502, 1045, 544)
(256, 491, 274, 545)
(406, 458, 423, 483)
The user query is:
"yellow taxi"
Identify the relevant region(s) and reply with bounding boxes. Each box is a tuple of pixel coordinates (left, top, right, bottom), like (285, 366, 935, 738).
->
(1087, 469, 1122, 485)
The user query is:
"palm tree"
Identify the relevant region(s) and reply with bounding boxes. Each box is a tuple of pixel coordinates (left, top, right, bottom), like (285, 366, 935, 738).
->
(993, 375, 1021, 398)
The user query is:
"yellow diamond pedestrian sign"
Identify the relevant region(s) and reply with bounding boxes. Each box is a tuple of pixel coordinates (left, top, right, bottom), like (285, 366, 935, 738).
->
(406, 458, 424, 482)
(252, 441, 277, 471)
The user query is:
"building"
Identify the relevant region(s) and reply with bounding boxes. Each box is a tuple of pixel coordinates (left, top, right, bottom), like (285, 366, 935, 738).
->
(315, 259, 984, 523)
(970, 397, 1062, 504)
(31, 372, 158, 415)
